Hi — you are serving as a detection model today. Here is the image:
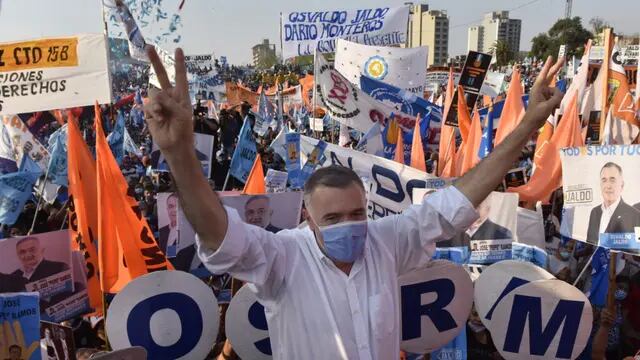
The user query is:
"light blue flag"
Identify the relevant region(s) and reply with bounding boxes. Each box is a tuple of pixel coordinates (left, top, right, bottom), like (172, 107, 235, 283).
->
(0, 293, 41, 360)
(0, 169, 41, 224)
(46, 133, 68, 187)
(124, 128, 142, 157)
(478, 106, 494, 159)
(229, 117, 257, 182)
(285, 133, 302, 188)
(511, 243, 548, 268)
(432, 246, 468, 360)
(253, 89, 275, 136)
(588, 247, 610, 307)
(299, 140, 327, 185)
(19, 155, 43, 176)
(47, 124, 68, 149)
(107, 112, 125, 165)
(355, 122, 384, 157)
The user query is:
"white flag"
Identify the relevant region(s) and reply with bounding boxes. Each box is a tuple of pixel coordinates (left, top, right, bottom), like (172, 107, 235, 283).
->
(334, 38, 428, 93)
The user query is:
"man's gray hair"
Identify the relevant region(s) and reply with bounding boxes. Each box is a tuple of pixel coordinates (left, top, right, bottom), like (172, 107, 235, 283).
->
(245, 195, 270, 208)
(303, 166, 364, 200)
(601, 162, 623, 176)
(15, 236, 39, 249)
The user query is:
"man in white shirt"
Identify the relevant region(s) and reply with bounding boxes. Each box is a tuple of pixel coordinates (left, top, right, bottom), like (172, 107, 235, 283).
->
(143, 45, 565, 359)
(586, 162, 640, 245)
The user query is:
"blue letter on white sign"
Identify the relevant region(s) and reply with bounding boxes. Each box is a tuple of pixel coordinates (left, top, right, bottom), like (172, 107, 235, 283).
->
(401, 279, 456, 340)
(503, 295, 584, 358)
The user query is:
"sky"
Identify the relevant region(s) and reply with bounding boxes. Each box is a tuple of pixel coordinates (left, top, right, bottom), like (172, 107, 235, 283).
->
(1, 0, 638, 65)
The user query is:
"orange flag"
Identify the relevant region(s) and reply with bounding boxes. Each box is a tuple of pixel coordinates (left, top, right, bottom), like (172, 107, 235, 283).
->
(67, 113, 102, 312)
(243, 154, 266, 194)
(438, 67, 456, 176)
(460, 109, 483, 176)
(494, 67, 525, 145)
(509, 91, 584, 202)
(393, 125, 405, 165)
(95, 104, 173, 293)
(456, 86, 472, 143)
(410, 115, 426, 171)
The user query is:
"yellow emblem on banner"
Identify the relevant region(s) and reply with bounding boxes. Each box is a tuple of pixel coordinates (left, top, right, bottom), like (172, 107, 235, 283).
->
(364, 56, 389, 80)
(0, 37, 79, 72)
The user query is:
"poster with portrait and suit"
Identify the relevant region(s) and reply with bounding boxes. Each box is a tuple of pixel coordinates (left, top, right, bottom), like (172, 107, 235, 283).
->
(467, 192, 519, 264)
(0, 230, 82, 322)
(561, 145, 640, 254)
(151, 133, 214, 178)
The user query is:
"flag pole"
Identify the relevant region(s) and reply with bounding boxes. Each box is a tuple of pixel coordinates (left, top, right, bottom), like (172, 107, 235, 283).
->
(598, 28, 613, 141)
(28, 165, 52, 235)
(279, 12, 284, 65)
(572, 251, 596, 287)
(222, 170, 231, 191)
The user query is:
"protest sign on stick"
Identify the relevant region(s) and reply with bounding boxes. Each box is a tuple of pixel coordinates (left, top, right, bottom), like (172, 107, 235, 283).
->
(0, 292, 40, 360)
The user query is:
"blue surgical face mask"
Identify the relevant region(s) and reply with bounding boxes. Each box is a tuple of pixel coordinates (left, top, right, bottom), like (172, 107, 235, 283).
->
(559, 250, 571, 260)
(615, 289, 628, 301)
(317, 220, 368, 263)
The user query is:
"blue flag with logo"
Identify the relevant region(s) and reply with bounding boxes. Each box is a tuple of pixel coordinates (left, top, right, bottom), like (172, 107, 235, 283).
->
(431, 247, 468, 360)
(299, 140, 327, 185)
(107, 111, 125, 165)
(360, 76, 443, 122)
(0, 166, 41, 224)
(0, 293, 41, 360)
(588, 247, 610, 307)
(381, 112, 431, 162)
(123, 128, 142, 157)
(46, 132, 68, 187)
(285, 132, 302, 188)
(253, 89, 274, 136)
(229, 118, 258, 183)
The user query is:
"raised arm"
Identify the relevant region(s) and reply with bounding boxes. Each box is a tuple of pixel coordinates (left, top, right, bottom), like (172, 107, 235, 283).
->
(144, 46, 227, 251)
(454, 56, 565, 207)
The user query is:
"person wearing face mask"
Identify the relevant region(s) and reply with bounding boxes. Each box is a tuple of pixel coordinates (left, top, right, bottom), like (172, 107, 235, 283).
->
(143, 45, 565, 359)
(548, 238, 576, 281)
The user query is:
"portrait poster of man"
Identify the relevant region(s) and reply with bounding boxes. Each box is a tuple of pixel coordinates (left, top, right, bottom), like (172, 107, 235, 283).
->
(150, 133, 213, 177)
(467, 192, 518, 264)
(0, 230, 77, 322)
(561, 145, 640, 254)
(40, 321, 76, 360)
(157, 193, 179, 257)
(169, 192, 303, 274)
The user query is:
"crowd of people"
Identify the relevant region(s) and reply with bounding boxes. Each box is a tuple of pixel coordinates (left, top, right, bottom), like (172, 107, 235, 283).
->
(0, 33, 639, 359)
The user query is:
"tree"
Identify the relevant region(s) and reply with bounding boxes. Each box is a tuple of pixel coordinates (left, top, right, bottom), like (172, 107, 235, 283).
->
(589, 17, 611, 35)
(529, 17, 593, 60)
(490, 39, 515, 66)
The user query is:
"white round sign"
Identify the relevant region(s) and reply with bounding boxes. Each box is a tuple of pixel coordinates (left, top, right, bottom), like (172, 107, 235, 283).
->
(474, 260, 555, 328)
(399, 260, 473, 353)
(489, 279, 593, 360)
(225, 285, 272, 360)
(106, 271, 219, 360)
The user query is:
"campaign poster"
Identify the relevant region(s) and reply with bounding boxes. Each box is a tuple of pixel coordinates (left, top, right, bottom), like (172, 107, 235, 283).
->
(0, 230, 90, 323)
(503, 167, 527, 189)
(281, 6, 409, 59)
(561, 145, 640, 254)
(151, 133, 213, 178)
(444, 51, 492, 127)
(0, 293, 40, 360)
(264, 169, 288, 193)
(468, 192, 519, 264)
(170, 192, 303, 274)
(40, 321, 76, 360)
(157, 193, 179, 258)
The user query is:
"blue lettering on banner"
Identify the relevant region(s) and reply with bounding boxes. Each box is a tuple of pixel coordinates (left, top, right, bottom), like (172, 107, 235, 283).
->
(485, 277, 529, 321)
(248, 301, 272, 355)
(599, 232, 640, 250)
(371, 164, 404, 203)
(126, 292, 203, 359)
(503, 295, 584, 358)
(401, 279, 456, 340)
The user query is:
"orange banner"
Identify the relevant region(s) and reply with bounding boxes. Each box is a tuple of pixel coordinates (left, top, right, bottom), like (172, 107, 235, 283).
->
(225, 81, 258, 107)
(67, 113, 102, 312)
(0, 37, 78, 72)
(95, 104, 173, 293)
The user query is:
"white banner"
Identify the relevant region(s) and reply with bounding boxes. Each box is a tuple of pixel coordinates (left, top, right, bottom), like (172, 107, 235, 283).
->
(300, 135, 437, 219)
(310, 117, 324, 132)
(315, 54, 416, 133)
(335, 39, 427, 93)
(281, 6, 409, 59)
(0, 34, 111, 115)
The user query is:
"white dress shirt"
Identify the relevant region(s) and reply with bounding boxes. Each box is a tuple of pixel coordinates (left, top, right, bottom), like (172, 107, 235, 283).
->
(197, 186, 478, 359)
(599, 197, 621, 235)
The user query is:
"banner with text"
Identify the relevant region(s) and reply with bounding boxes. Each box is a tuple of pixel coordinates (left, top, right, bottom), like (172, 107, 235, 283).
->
(0, 34, 111, 115)
(281, 6, 409, 59)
